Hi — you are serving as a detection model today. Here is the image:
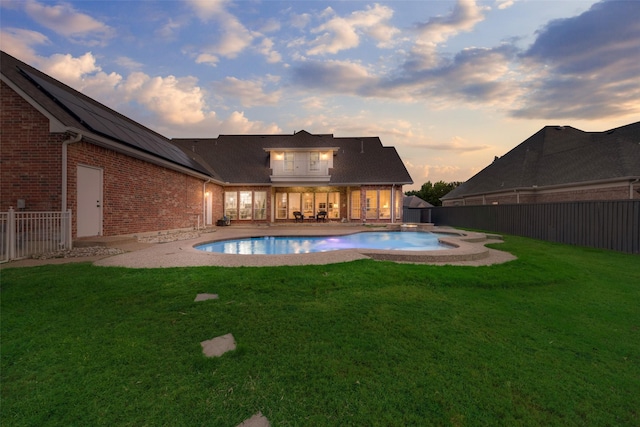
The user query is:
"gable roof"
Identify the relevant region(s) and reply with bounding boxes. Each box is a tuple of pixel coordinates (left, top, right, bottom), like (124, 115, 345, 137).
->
(442, 122, 640, 200)
(172, 131, 413, 186)
(403, 195, 433, 208)
(0, 51, 210, 176)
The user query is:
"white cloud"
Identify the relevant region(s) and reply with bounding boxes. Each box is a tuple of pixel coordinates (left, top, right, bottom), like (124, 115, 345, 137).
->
(256, 37, 282, 64)
(23, 0, 113, 45)
(495, 0, 516, 10)
(185, 0, 253, 59)
(186, 0, 282, 65)
(306, 4, 398, 55)
(29, 51, 278, 136)
(184, 0, 228, 21)
(114, 56, 144, 71)
(38, 52, 102, 84)
(128, 74, 208, 125)
(0, 28, 49, 64)
(290, 12, 311, 30)
(220, 111, 281, 134)
(409, 0, 488, 69)
(212, 17, 254, 58)
(409, 136, 491, 153)
(195, 53, 219, 66)
(156, 17, 185, 39)
(407, 164, 467, 184)
(213, 77, 282, 107)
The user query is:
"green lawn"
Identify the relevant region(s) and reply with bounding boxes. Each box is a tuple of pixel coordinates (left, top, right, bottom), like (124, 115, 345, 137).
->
(1, 236, 639, 426)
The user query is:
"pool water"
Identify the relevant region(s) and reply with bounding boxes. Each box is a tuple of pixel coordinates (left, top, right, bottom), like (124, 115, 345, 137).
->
(195, 231, 448, 255)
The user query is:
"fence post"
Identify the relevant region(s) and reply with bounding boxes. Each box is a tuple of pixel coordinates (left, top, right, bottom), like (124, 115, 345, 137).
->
(8, 207, 16, 260)
(66, 209, 73, 250)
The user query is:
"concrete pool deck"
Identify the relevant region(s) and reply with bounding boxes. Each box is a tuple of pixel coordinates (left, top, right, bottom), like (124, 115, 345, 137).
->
(1, 225, 516, 268)
(93, 225, 516, 268)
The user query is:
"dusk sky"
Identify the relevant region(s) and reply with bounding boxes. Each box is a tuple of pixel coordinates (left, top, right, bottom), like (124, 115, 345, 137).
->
(1, 0, 638, 190)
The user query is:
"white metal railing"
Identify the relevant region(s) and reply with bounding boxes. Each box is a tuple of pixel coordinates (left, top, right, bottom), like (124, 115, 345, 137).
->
(0, 209, 72, 263)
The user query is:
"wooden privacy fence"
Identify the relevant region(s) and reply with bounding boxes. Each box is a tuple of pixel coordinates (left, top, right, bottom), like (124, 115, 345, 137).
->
(430, 200, 639, 254)
(0, 209, 73, 263)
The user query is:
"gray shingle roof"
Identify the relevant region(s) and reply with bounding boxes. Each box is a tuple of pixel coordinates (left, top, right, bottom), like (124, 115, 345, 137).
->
(404, 195, 433, 208)
(172, 130, 413, 186)
(442, 122, 640, 200)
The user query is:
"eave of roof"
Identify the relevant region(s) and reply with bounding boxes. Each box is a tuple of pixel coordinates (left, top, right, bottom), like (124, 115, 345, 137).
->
(442, 122, 640, 200)
(442, 176, 640, 200)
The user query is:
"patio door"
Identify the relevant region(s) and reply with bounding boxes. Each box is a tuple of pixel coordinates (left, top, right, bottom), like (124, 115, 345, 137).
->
(77, 165, 103, 237)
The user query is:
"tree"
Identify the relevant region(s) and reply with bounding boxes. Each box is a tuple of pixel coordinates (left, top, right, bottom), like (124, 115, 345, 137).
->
(405, 180, 462, 206)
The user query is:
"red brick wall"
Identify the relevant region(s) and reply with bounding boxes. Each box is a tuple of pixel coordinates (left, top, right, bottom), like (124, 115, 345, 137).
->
(536, 186, 631, 203)
(67, 142, 219, 236)
(2, 81, 221, 237)
(1, 81, 65, 211)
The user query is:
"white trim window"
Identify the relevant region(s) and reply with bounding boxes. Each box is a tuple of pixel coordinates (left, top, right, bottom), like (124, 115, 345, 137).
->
(351, 190, 361, 219)
(254, 191, 266, 220)
(224, 192, 237, 220)
(239, 191, 252, 220)
(366, 190, 378, 219)
(309, 151, 320, 171)
(284, 152, 294, 173)
(276, 193, 287, 219)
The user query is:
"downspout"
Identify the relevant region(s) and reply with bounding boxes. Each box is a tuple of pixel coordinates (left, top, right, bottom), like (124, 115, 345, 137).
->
(631, 179, 640, 200)
(391, 184, 395, 223)
(61, 132, 82, 211)
(202, 179, 212, 229)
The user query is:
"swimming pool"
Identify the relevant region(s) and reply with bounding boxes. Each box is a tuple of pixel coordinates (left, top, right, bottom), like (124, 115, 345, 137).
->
(195, 231, 448, 255)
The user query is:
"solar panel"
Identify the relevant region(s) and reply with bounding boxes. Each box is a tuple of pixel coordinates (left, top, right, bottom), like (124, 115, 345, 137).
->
(19, 68, 208, 174)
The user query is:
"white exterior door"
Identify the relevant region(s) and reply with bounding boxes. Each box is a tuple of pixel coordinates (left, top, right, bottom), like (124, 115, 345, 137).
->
(77, 165, 103, 237)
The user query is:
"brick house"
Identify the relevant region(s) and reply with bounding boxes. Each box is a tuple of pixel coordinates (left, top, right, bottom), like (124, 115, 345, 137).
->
(1, 51, 412, 238)
(172, 132, 411, 225)
(441, 123, 640, 206)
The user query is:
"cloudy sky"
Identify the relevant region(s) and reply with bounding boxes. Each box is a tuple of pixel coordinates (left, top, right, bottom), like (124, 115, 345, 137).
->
(1, 0, 638, 190)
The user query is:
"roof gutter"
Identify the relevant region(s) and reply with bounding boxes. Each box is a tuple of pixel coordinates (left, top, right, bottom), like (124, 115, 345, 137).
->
(64, 127, 222, 183)
(444, 176, 640, 200)
(631, 178, 640, 199)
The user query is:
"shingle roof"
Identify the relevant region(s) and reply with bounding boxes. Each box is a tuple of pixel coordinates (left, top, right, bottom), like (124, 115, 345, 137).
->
(1, 51, 209, 175)
(442, 122, 640, 200)
(404, 195, 433, 208)
(172, 130, 413, 185)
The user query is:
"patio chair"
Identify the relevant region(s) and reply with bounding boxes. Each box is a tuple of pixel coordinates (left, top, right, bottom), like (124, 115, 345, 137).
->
(316, 211, 327, 222)
(293, 211, 304, 223)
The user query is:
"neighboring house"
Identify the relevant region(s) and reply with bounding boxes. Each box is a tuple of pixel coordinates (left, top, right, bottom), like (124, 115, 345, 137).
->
(441, 122, 640, 206)
(1, 51, 412, 239)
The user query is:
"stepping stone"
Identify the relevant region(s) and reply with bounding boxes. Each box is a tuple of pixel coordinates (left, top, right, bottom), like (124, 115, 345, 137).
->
(201, 333, 236, 357)
(237, 412, 270, 427)
(194, 293, 219, 302)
